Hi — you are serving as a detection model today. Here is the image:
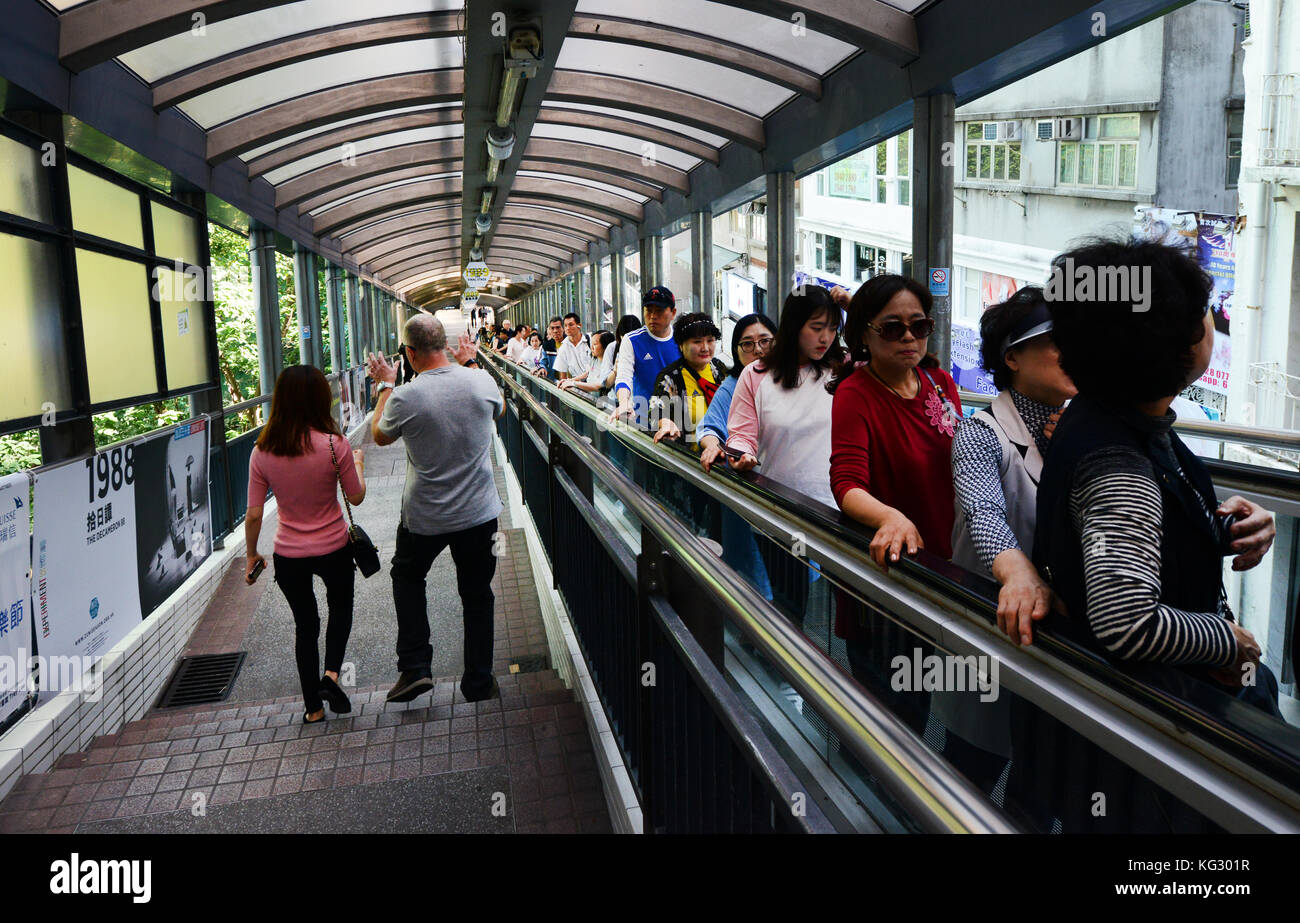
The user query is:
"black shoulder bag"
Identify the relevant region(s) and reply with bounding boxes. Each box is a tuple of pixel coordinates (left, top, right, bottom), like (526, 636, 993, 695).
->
(329, 435, 381, 578)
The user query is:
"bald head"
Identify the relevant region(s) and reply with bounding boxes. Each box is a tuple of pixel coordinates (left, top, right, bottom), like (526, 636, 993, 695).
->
(404, 314, 446, 356)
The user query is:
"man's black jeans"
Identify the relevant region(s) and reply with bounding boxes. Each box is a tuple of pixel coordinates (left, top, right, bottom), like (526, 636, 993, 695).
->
(272, 543, 356, 713)
(391, 517, 498, 699)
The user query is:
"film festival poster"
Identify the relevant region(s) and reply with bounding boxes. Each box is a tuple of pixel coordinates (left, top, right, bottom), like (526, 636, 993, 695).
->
(32, 445, 143, 679)
(134, 420, 213, 616)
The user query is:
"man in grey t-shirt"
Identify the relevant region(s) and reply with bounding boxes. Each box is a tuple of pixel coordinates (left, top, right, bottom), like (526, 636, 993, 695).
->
(367, 314, 504, 704)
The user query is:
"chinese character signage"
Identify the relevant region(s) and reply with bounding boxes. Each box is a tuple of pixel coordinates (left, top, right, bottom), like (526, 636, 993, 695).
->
(0, 474, 30, 724)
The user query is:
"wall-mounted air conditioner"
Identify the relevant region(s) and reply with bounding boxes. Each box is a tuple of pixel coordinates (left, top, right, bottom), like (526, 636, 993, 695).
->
(1050, 117, 1083, 141)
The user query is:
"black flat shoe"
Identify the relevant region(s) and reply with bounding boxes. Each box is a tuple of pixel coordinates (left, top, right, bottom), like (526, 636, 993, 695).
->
(303, 711, 326, 725)
(318, 675, 352, 714)
(386, 669, 434, 703)
(462, 676, 500, 703)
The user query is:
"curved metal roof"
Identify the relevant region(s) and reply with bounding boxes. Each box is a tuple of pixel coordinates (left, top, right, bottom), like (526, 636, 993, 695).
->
(43, 0, 921, 309)
(40, 0, 1137, 311)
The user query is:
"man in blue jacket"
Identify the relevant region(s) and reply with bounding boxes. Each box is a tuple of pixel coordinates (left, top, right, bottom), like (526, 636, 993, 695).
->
(609, 286, 681, 427)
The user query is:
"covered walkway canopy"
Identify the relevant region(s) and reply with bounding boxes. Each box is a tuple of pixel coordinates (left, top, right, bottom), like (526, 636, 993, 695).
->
(5, 0, 1180, 316)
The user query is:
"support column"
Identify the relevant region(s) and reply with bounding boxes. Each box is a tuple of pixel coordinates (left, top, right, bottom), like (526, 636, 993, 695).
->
(611, 251, 626, 319)
(639, 234, 663, 290)
(325, 262, 346, 372)
(591, 258, 605, 329)
(576, 266, 590, 330)
(690, 211, 714, 322)
(293, 243, 323, 368)
(345, 273, 363, 366)
(912, 92, 956, 372)
(249, 221, 283, 395)
(766, 171, 796, 318)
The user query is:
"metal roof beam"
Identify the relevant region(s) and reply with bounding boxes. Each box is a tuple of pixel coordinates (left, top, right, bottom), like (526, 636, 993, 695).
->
(568, 14, 821, 99)
(207, 69, 464, 164)
(275, 139, 462, 210)
(59, 0, 300, 72)
(547, 70, 764, 149)
(152, 12, 461, 109)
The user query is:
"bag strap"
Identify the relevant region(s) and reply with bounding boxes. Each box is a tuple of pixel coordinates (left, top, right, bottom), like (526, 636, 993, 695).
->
(328, 434, 358, 538)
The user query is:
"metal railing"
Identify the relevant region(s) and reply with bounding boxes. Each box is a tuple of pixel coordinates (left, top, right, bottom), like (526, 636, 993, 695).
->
(485, 350, 1013, 833)
(484, 350, 1300, 833)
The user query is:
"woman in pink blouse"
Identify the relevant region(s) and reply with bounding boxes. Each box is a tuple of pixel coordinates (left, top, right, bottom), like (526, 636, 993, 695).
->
(725, 285, 845, 622)
(246, 366, 367, 724)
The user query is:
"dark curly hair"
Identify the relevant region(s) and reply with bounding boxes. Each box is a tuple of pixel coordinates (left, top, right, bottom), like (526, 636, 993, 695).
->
(1045, 236, 1211, 404)
(979, 285, 1048, 391)
(672, 312, 721, 347)
(762, 285, 844, 389)
(827, 274, 937, 394)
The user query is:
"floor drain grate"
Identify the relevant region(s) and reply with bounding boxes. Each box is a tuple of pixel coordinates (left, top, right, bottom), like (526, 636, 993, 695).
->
(156, 652, 247, 708)
(508, 654, 550, 675)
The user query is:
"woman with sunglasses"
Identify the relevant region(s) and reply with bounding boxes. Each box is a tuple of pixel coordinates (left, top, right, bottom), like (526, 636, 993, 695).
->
(828, 274, 961, 569)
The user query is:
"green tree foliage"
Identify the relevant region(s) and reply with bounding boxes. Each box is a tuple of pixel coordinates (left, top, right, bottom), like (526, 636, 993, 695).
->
(210, 221, 259, 437)
(0, 431, 42, 477)
(92, 397, 191, 448)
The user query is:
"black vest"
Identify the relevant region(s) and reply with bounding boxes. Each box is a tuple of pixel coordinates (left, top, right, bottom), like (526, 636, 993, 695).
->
(1033, 394, 1226, 650)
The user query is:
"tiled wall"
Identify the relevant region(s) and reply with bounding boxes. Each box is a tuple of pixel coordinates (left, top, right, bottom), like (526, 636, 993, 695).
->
(0, 523, 259, 802)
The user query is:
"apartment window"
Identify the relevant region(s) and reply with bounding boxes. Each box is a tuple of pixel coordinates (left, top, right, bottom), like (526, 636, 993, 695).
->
(1058, 114, 1139, 189)
(1226, 108, 1243, 188)
(854, 243, 887, 282)
(816, 171, 826, 195)
(814, 233, 842, 275)
(964, 122, 1022, 182)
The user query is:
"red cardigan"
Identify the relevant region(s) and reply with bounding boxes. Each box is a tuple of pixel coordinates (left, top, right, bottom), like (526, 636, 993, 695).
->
(830, 363, 962, 559)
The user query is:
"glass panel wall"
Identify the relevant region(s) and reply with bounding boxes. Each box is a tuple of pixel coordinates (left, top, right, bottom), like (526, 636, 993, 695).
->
(68, 164, 144, 249)
(75, 248, 158, 403)
(0, 232, 73, 420)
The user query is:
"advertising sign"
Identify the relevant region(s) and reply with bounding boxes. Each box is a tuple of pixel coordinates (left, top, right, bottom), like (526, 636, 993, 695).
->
(463, 261, 490, 287)
(1133, 206, 1239, 410)
(134, 421, 212, 616)
(724, 272, 754, 319)
(31, 420, 212, 688)
(33, 447, 142, 679)
(462, 290, 480, 307)
(951, 324, 996, 396)
(0, 474, 30, 723)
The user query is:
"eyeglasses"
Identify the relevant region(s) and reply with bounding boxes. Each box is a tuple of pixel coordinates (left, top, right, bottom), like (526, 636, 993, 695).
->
(737, 336, 774, 354)
(865, 317, 935, 342)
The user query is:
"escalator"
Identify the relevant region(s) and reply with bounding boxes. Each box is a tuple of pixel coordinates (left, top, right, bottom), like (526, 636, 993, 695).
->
(481, 349, 1300, 833)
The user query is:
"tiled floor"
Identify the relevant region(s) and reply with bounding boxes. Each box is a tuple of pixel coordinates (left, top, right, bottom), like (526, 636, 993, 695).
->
(0, 428, 611, 835)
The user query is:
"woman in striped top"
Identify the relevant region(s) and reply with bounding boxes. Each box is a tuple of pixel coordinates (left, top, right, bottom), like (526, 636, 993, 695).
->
(1034, 237, 1279, 713)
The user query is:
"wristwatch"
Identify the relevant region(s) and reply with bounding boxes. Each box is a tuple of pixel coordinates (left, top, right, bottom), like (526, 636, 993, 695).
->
(376, 381, 394, 393)
(463, 358, 479, 368)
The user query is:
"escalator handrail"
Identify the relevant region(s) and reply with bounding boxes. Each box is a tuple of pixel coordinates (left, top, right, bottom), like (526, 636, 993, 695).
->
(487, 351, 1300, 829)
(485, 351, 1017, 833)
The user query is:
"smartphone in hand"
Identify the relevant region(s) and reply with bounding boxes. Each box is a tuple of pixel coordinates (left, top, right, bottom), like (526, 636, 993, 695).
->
(249, 559, 266, 582)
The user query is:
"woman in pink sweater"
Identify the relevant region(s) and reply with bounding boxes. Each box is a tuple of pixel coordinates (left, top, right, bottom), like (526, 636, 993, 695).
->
(246, 366, 367, 724)
(725, 285, 845, 622)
